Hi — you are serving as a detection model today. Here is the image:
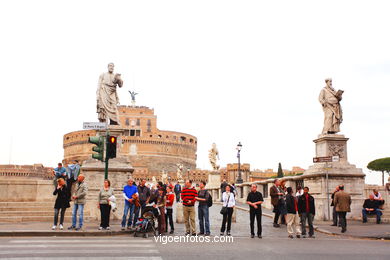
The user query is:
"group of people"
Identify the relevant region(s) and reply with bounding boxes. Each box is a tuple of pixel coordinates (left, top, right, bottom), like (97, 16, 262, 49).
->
(52, 161, 86, 230)
(270, 179, 355, 237)
(52, 167, 386, 236)
(270, 179, 317, 238)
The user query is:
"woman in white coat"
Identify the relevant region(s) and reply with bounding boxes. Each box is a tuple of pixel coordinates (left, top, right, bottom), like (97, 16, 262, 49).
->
(220, 185, 236, 236)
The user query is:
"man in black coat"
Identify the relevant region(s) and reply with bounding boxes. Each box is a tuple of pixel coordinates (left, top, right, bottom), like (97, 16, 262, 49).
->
(298, 187, 315, 238)
(246, 184, 264, 238)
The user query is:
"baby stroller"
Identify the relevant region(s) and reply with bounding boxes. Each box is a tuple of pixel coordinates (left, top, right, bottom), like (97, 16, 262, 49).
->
(133, 205, 159, 238)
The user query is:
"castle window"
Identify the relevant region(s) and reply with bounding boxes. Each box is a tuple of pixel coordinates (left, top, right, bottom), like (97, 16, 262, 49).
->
(147, 120, 151, 132)
(130, 130, 136, 136)
(190, 139, 194, 143)
(136, 119, 140, 126)
(180, 136, 186, 142)
(158, 135, 162, 138)
(136, 130, 141, 137)
(125, 119, 130, 126)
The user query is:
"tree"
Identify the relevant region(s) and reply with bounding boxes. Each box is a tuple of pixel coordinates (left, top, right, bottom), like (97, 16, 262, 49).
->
(277, 162, 284, 178)
(367, 157, 390, 186)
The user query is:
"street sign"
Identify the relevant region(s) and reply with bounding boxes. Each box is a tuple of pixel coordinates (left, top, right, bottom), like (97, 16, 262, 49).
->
(313, 156, 333, 163)
(83, 122, 106, 130)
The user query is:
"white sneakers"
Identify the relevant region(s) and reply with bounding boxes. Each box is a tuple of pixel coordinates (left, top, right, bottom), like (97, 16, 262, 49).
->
(98, 227, 103, 230)
(52, 225, 63, 230)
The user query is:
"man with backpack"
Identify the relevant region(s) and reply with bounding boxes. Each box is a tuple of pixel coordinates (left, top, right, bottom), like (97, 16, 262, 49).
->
(195, 181, 212, 236)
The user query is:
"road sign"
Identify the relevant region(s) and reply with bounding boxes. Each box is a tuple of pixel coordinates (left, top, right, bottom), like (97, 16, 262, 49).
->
(83, 122, 106, 130)
(313, 156, 333, 163)
(332, 156, 340, 162)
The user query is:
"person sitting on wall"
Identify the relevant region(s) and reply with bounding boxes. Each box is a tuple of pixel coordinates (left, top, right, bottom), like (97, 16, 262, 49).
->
(372, 189, 385, 208)
(362, 194, 382, 224)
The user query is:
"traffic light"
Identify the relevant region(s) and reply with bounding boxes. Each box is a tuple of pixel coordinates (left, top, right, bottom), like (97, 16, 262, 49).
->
(106, 135, 117, 159)
(88, 136, 104, 161)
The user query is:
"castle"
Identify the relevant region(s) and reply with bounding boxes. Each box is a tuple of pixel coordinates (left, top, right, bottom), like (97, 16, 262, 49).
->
(63, 105, 197, 180)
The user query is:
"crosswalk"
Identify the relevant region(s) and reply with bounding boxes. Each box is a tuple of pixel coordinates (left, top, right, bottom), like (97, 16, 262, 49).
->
(0, 238, 162, 260)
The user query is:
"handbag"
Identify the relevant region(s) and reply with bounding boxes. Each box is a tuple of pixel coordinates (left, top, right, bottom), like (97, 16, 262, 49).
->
(220, 193, 231, 215)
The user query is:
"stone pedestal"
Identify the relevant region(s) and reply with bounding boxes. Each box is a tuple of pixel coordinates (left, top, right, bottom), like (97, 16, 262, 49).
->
(207, 171, 221, 189)
(304, 134, 365, 221)
(80, 157, 134, 221)
(175, 179, 185, 223)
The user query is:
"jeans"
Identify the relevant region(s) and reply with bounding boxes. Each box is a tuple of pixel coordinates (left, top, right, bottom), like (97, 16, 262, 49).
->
(338, 212, 347, 230)
(332, 206, 338, 225)
(133, 201, 146, 226)
(100, 204, 111, 228)
(175, 193, 180, 202)
(221, 207, 233, 233)
(165, 208, 174, 232)
(198, 204, 210, 234)
(300, 212, 314, 236)
(72, 204, 84, 228)
(250, 209, 262, 235)
(54, 208, 66, 226)
(273, 205, 280, 224)
(362, 208, 382, 222)
(121, 202, 135, 227)
(157, 206, 166, 234)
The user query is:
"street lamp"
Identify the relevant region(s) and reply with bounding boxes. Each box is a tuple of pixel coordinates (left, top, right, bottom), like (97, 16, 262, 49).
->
(236, 142, 243, 184)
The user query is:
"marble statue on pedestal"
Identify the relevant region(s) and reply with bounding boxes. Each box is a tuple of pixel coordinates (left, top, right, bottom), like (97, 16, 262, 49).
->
(319, 78, 343, 134)
(208, 143, 220, 171)
(161, 171, 168, 184)
(96, 63, 123, 125)
(176, 163, 183, 181)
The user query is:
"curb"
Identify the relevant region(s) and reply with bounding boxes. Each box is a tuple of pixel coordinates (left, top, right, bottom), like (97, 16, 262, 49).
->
(0, 230, 133, 237)
(231, 203, 390, 240)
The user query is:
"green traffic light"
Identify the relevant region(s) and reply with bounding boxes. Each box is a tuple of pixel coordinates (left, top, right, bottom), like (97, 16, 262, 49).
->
(88, 136, 104, 161)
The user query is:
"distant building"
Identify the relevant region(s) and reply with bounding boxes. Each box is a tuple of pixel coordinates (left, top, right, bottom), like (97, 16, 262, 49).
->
(0, 164, 53, 179)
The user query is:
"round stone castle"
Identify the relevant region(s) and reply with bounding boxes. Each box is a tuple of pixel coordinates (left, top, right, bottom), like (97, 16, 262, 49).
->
(63, 105, 197, 174)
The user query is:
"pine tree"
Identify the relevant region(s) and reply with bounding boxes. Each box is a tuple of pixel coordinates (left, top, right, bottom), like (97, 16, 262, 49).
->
(277, 162, 284, 178)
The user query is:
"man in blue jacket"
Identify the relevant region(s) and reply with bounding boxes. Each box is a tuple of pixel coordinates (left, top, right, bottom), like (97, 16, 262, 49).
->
(121, 179, 138, 230)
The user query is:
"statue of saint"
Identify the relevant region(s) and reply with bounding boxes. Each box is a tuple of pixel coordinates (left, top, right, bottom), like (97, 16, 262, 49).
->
(176, 163, 183, 181)
(161, 170, 168, 184)
(96, 63, 123, 125)
(208, 143, 220, 171)
(129, 90, 138, 107)
(319, 78, 343, 134)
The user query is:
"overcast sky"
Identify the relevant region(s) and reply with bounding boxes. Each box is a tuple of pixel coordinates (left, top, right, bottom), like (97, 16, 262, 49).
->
(0, 0, 389, 184)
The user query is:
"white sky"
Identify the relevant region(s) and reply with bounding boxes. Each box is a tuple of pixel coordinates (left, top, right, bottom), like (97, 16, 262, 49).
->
(0, 0, 389, 185)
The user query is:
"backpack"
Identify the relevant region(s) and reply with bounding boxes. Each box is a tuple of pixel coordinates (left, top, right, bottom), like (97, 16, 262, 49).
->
(207, 191, 213, 207)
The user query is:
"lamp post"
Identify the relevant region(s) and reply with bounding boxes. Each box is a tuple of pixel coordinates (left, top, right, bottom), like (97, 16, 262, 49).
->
(236, 142, 243, 184)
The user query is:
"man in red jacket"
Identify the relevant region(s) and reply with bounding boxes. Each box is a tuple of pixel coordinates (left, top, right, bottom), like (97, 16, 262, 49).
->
(181, 180, 197, 235)
(165, 186, 175, 234)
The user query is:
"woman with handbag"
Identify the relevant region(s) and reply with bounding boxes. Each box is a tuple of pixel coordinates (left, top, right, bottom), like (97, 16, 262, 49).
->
(98, 179, 114, 230)
(52, 178, 70, 230)
(220, 185, 235, 236)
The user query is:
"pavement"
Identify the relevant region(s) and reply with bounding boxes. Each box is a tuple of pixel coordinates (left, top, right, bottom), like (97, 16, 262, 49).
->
(0, 201, 389, 240)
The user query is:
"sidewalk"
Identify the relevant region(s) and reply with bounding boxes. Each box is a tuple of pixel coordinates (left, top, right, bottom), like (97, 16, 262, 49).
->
(234, 201, 390, 240)
(0, 203, 389, 239)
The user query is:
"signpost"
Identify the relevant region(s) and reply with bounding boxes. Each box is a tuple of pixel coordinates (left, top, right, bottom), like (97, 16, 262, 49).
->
(83, 122, 107, 130)
(313, 156, 332, 163)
